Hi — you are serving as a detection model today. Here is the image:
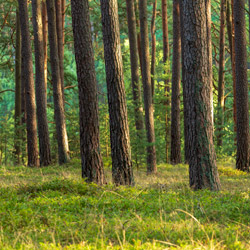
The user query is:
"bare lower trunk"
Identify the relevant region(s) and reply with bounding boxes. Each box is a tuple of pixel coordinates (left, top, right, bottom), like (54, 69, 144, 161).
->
(71, 0, 105, 184)
(18, 0, 39, 167)
(170, 0, 181, 164)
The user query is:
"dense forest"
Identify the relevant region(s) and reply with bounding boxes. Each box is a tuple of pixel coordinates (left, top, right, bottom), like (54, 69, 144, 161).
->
(1, 0, 250, 248)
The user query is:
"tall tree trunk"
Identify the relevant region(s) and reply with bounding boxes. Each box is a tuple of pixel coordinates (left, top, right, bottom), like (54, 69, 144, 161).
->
(32, 0, 52, 166)
(125, 0, 144, 166)
(170, 0, 181, 164)
(162, 0, 170, 162)
(150, 0, 157, 98)
(180, 0, 189, 164)
(14, 9, 22, 165)
(125, 0, 144, 132)
(231, 0, 237, 135)
(139, 0, 157, 173)
(46, 0, 70, 164)
(42, 1, 48, 95)
(217, 0, 226, 147)
(226, 0, 232, 58)
(71, 0, 105, 184)
(181, 0, 221, 190)
(55, 0, 65, 103)
(234, 0, 249, 171)
(100, 0, 134, 185)
(18, 0, 39, 167)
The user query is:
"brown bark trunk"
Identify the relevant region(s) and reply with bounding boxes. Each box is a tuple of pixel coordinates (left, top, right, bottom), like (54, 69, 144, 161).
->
(226, 0, 232, 58)
(182, 0, 221, 190)
(217, 0, 226, 147)
(162, 0, 170, 162)
(100, 0, 134, 185)
(231, 0, 237, 135)
(139, 0, 157, 173)
(32, 0, 52, 166)
(18, 0, 39, 167)
(234, 0, 249, 171)
(170, 0, 181, 164)
(125, 0, 144, 131)
(55, 0, 65, 103)
(71, 0, 105, 184)
(180, 0, 189, 164)
(42, 1, 48, 96)
(46, 0, 70, 164)
(150, 0, 157, 98)
(14, 9, 22, 165)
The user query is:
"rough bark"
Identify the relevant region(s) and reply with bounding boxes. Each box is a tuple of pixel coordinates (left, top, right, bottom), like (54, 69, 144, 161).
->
(32, 0, 52, 166)
(14, 9, 22, 164)
(182, 0, 221, 190)
(18, 0, 39, 167)
(162, 0, 170, 162)
(125, 0, 144, 133)
(42, 1, 48, 95)
(217, 0, 226, 147)
(180, 0, 189, 163)
(150, 0, 157, 98)
(170, 0, 181, 164)
(100, 0, 134, 185)
(231, 0, 237, 134)
(55, 0, 65, 103)
(71, 0, 105, 184)
(46, 0, 70, 164)
(139, 0, 157, 173)
(234, 0, 249, 171)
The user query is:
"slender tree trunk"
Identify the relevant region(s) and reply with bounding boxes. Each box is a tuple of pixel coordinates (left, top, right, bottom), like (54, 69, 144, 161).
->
(231, 0, 237, 135)
(46, 0, 70, 164)
(217, 0, 226, 147)
(226, 0, 232, 58)
(55, 0, 65, 103)
(170, 0, 181, 164)
(100, 0, 134, 185)
(18, 0, 39, 167)
(162, 0, 170, 162)
(125, 0, 144, 132)
(71, 0, 105, 184)
(14, 9, 22, 165)
(182, 0, 221, 190)
(32, 0, 52, 166)
(234, 0, 249, 171)
(139, 0, 157, 173)
(42, 1, 48, 95)
(180, 0, 189, 164)
(150, 0, 157, 98)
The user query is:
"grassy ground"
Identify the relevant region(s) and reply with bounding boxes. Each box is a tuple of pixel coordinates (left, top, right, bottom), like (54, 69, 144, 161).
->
(0, 158, 250, 249)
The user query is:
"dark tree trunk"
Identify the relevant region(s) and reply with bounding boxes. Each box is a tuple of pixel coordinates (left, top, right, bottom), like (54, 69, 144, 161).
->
(18, 0, 39, 167)
(181, 0, 221, 190)
(150, 0, 157, 98)
(139, 0, 157, 173)
(170, 0, 181, 164)
(234, 0, 249, 171)
(55, 0, 65, 103)
(14, 9, 22, 165)
(100, 0, 134, 185)
(125, 0, 144, 132)
(180, 0, 189, 164)
(71, 0, 105, 184)
(42, 1, 48, 95)
(226, 0, 232, 58)
(217, 0, 226, 147)
(162, 0, 170, 162)
(231, 0, 237, 135)
(32, 0, 52, 166)
(46, 0, 70, 164)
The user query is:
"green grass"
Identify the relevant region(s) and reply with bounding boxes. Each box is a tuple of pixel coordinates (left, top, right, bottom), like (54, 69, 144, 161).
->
(0, 159, 250, 249)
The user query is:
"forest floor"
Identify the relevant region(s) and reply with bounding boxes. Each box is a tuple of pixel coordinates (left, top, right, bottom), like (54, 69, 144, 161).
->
(0, 158, 250, 249)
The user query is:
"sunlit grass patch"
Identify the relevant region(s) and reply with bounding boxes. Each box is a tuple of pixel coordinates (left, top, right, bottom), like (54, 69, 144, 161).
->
(0, 160, 250, 249)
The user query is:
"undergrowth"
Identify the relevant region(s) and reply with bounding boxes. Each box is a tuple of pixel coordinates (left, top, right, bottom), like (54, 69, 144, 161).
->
(0, 159, 250, 249)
